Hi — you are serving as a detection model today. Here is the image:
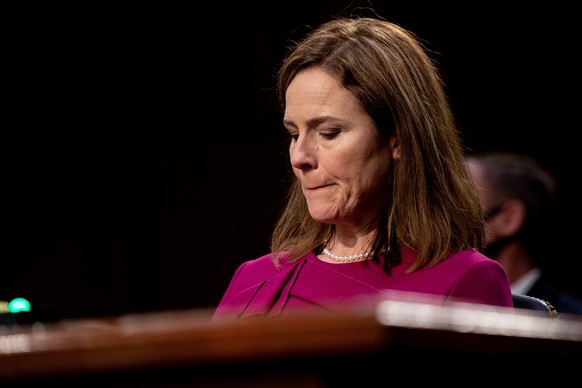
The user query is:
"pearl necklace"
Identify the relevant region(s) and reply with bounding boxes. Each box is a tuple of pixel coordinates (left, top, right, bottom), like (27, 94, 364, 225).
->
(322, 247, 373, 263)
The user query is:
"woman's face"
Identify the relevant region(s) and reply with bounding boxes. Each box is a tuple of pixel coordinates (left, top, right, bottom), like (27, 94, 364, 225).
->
(283, 67, 395, 229)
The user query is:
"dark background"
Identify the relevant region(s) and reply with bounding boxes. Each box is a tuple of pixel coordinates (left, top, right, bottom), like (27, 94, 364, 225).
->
(2, 1, 580, 320)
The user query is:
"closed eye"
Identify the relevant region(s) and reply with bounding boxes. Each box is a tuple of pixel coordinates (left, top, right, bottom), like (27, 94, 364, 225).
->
(319, 130, 340, 140)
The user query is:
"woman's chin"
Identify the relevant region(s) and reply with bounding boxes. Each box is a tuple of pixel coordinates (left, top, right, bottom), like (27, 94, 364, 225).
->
(308, 213, 339, 224)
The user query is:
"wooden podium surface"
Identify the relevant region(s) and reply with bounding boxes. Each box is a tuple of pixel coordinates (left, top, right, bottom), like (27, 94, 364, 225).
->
(1, 298, 581, 385)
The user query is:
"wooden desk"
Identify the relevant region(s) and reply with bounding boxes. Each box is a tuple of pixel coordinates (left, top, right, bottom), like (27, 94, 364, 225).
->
(1, 299, 581, 385)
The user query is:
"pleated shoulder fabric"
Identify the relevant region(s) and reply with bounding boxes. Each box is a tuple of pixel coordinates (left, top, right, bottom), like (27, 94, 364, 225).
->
(213, 248, 513, 320)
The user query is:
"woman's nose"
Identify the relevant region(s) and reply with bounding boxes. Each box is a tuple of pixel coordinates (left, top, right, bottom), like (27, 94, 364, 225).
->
(290, 136, 317, 171)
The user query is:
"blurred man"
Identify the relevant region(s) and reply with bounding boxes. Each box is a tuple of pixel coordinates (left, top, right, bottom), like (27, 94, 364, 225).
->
(466, 151, 582, 316)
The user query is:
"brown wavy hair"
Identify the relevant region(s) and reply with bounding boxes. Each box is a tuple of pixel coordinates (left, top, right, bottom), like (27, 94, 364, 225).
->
(271, 17, 484, 273)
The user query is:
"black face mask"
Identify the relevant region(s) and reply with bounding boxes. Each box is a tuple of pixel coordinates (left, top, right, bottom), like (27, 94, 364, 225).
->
(483, 236, 515, 259)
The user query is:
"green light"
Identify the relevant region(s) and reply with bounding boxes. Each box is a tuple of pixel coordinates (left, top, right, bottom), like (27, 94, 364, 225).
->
(8, 297, 31, 313)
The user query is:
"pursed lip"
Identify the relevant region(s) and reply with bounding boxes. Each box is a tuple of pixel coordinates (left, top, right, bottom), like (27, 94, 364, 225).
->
(304, 184, 331, 192)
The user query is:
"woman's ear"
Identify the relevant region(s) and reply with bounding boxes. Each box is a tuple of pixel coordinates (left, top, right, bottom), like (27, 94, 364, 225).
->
(389, 136, 400, 160)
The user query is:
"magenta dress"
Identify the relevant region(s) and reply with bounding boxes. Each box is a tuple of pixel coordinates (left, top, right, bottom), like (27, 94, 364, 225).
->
(213, 248, 513, 319)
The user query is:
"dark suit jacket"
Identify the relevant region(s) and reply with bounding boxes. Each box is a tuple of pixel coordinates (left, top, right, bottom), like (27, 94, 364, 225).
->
(528, 276, 582, 316)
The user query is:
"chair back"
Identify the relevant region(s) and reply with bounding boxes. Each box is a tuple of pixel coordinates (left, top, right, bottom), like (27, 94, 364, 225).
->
(512, 293, 559, 318)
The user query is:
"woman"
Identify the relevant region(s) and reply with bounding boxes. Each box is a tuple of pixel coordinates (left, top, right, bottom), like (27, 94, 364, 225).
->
(213, 17, 512, 319)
